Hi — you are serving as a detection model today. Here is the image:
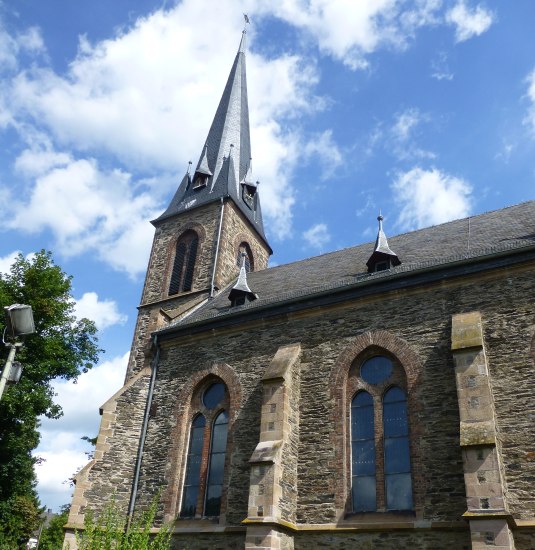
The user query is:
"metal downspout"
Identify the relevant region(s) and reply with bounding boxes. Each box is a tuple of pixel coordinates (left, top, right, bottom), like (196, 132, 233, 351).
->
(210, 197, 225, 298)
(128, 334, 160, 520)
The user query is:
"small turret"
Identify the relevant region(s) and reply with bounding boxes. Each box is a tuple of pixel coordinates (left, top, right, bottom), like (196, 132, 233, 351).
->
(229, 253, 258, 306)
(366, 214, 401, 273)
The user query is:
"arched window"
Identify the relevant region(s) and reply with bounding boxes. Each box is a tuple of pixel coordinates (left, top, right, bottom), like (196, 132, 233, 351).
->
(236, 242, 254, 272)
(180, 381, 229, 518)
(169, 230, 198, 295)
(349, 354, 413, 513)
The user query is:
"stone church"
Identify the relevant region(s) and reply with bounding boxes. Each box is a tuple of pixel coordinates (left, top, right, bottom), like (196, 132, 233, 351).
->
(65, 31, 535, 550)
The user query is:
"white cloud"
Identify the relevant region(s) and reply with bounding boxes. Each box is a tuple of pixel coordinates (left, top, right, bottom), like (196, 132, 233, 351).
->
(0, 250, 37, 276)
(0, 250, 20, 275)
(17, 26, 46, 54)
(392, 166, 472, 230)
(8, 154, 160, 276)
(2, 1, 325, 244)
(302, 130, 343, 180)
(35, 352, 128, 510)
(0, 24, 45, 73)
(303, 222, 331, 250)
(431, 51, 454, 81)
(74, 292, 127, 331)
(253, 0, 443, 70)
(392, 108, 421, 142)
(390, 107, 435, 160)
(524, 68, 535, 138)
(446, 1, 494, 43)
(15, 147, 71, 177)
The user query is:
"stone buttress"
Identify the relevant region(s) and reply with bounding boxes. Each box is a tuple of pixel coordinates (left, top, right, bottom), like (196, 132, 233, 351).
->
(244, 343, 301, 550)
(451, 312, 516, 550)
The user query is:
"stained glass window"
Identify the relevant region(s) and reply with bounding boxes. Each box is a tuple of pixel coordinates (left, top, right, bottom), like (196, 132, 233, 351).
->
(203, 383, 225, 409)
(383, 387, 413, 511)
(351, 391, 376, 512)
(360, 356, 393, 385)
(204, 411, 229, 516)
(349, 355, 413, 513)
(180, 414, 205, 517)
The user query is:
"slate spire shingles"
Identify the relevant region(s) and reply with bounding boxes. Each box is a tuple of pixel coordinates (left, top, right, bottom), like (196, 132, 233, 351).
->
(153, 31, 268, 244)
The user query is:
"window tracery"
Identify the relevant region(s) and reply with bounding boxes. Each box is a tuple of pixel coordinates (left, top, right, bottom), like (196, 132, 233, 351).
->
(180, 381, 229, 518)
(348, 353, 413, 513)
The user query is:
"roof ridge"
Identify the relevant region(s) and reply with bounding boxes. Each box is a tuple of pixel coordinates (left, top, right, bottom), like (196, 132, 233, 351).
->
(262, 199, 535, 274)
(167, 236, 535, 330)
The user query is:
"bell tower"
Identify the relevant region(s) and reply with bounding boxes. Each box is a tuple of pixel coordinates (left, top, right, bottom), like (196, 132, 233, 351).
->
(126, 30, 272, 380)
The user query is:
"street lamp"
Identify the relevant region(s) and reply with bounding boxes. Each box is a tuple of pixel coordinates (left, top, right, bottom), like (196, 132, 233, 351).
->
(0, 304, 36, 401)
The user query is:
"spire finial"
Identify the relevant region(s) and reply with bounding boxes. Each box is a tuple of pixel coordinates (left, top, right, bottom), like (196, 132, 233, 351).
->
(187, 161, 192, 174)
(378, 211, 384, 231)
(239, 16, 249, 53)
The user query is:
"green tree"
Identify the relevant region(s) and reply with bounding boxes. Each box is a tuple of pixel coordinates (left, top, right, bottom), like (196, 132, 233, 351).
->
(0, 251, 101, 547)
(38, 505, 70, 550)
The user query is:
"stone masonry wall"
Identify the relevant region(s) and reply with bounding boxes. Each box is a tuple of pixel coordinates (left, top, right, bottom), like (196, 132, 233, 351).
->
(125, 199, 271, 381)
(95, 264, 533, 547)
(142, 205, 216, 305)
(82, 373, 150, 515)
(292, 530, 472, 549)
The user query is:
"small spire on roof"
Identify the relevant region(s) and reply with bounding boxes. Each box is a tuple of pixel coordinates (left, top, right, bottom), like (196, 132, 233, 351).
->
(366, 212, 401, 273)
(229, 253, 258, 305)
(240, 157, 253, 185)
(195, 144, 212, 176)
(187, 160, 192, 174)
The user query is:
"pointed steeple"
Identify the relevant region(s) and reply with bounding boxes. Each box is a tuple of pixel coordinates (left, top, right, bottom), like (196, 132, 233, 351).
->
(153, 31, 268, 245)
(366, 214, 401, 272)
(229, 253, 257, 305)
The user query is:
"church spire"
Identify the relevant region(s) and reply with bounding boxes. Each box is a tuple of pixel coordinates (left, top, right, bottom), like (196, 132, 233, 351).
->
(154, 30, 268, 244)
(366, 214, 401, 272)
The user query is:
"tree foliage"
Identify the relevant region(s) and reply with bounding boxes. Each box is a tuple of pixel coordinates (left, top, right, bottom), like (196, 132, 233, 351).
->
(0, 251, 101, 546)
(38, 505, 70, 550)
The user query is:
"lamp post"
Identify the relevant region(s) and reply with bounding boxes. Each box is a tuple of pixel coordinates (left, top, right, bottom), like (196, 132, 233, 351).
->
(0, 304, 35, 401)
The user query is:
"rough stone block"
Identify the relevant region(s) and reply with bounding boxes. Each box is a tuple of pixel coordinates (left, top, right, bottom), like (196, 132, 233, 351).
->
(451, 311, 483, 350)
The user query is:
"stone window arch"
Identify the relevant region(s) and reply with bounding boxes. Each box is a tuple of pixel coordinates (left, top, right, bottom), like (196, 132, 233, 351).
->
(163, 364, 241, 522)
(169, 230, 198, 295)
(330, 331, 423, 517)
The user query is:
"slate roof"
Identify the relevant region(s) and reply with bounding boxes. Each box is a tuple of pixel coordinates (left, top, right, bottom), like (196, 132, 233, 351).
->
(153, 32, 269, 246)
(160, 200, 535, 334)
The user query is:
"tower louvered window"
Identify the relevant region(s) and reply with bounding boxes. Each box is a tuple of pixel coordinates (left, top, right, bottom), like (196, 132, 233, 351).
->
(180, 381, 229, 518)
(349, 354, 413, 513)
(169, 231, 198, 295)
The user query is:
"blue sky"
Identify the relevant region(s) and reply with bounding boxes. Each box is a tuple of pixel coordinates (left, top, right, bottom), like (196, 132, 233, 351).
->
(1, 0, 534, 511)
